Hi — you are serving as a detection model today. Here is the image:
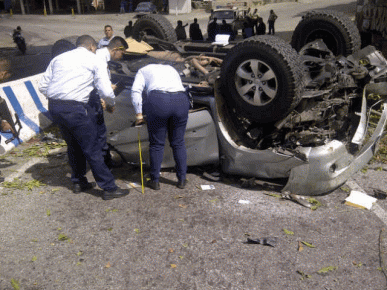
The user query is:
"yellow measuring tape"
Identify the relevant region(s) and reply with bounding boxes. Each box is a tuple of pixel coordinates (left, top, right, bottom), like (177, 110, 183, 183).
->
(138, 127, 144, 193)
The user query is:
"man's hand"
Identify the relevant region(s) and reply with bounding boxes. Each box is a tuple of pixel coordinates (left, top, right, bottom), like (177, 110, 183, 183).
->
(111, 84, 117, 91)
(100, 98, 106, 110)
(135, 113, 145, 126)
(106, 104, 115, 113)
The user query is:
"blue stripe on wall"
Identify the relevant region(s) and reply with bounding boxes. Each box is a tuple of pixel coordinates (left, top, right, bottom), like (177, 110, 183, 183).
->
(0, 132, 22, 146)
(24, 81, 52, 121)
(2, 86, 41, 134)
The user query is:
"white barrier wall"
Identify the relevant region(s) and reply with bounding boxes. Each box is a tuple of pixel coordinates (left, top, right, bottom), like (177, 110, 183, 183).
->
(0, 73, 52, 154)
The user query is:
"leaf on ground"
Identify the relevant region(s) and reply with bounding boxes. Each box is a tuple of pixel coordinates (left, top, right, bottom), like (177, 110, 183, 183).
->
(31, 256, 37, 262)
(58, 233, 69, 241)
(76, 262, 82, 266)
(209, 198, 218, 203)
(174, 195, 184, 199)
(340, 186, 350, 193)
(168, 248, 174, 253)
(51, 188, 60, 192)
(134, 228, 140, 234)
(307, 198, 323, 210)
(46, 209, 51, 216)
(298, 241, 303, 252)
(283, 228, 294, 235)
(11, 278, 20, 290)
(179, 255, 184, 259)
(317, 266, 337, 274)
(301, 241, 315, 248)
(352, 261, 362, 267)
(178, 203, 187, 209)
(182, 243, 188, 248)
(76, 251, 83, 256)
(361, 166, 368, 174)
(170, 264, 177, 268)
(107, 228, 113, 232)
(105, 262, 111, 268)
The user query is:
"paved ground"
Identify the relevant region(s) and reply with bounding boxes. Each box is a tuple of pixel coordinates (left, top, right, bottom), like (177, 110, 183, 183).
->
(4, 1, 387, 289)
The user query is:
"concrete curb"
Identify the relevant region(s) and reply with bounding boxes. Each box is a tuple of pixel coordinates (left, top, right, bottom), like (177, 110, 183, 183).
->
(0, 73, 51, 153)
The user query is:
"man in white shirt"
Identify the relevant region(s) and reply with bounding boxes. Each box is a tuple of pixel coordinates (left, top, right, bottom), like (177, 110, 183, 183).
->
(92, 36, 128, 168)
(98, 25, 115, 49)
(131, 64, 190, 190)
(39, 35, 130, 200)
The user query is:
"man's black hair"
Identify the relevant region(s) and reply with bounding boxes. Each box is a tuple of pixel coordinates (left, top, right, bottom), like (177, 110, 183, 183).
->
(108, 36, 128, 49)
(76, 35, 97, 48)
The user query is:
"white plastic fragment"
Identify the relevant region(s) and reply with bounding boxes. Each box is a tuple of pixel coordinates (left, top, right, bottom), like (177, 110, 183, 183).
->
(201, 185, 215, 190)
(345, 190, 377, 210)
(238, 200, 250, 204)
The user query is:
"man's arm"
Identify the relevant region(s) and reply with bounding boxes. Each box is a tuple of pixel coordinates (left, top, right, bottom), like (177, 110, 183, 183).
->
(38, 61, 54, 97)
(94, 58, 116, 107)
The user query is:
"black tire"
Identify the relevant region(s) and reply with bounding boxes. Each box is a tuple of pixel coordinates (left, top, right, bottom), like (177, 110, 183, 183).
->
(221, 35, 304, 123)
(132, 14, 177, 42)
(291, 10, 361, 56)
(51, 36, 78, 59)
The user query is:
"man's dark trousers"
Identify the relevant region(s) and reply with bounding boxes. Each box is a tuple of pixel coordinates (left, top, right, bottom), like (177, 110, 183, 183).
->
(48, 99, 117, 191)
(144, 90, 190, 183)
(88, 90, 111, 164)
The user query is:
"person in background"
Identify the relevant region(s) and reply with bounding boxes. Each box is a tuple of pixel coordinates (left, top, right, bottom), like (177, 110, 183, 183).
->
(39, 35, 130, 200)
(207, 17, 219, 41)
(92, 36, 128, 169)
(268, 9, 278, 35)
(189, 18, 203, 41)
(124, 20, 133, 38)
(98, 25, 115, 48)
(175, 20, 188, 40)
(255, 17, 266, 35)
(131, 64, 190, 190)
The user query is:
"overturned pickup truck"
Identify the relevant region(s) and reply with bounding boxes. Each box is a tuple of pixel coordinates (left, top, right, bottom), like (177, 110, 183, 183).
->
(55, 12, 387, 195)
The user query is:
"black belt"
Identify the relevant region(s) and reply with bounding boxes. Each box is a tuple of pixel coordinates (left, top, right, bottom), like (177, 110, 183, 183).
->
(151, 90, 186, 95)
(48, 98, 86, 106)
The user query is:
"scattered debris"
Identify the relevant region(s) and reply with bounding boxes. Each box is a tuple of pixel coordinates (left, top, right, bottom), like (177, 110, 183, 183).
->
(296, 270, 311, 280)
(281, 191, 323, 209)
(345, 190, 377, 210)
(200, 185, 215, 190)
(238, 200, 250, 204)
(317, 266, 337, 274)
(372, 188, 387, 200)
(202, 171, 221, 182)
(301, 241, 316, 248)
(283, 229, 294, 236)
(245, 237, 278, 247)
(298, 241, 304, 252)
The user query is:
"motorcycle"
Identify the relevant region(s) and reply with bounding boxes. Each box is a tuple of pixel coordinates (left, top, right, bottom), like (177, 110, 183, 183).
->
(12, 27, 26, 55)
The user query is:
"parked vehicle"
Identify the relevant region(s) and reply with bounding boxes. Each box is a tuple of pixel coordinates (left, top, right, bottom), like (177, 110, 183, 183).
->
(52, 12, 387, 195)
(134, 2, 157, 14)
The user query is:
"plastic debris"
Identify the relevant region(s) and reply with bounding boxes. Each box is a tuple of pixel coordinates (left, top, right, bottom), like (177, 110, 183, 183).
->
(200, 185, 215, 190)
(238, 200, 250, 204)
(345, 190, 377, 210)
(245, 237, 278, 247)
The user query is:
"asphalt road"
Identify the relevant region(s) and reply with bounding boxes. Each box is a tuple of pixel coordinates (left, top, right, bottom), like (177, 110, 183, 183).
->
(4, 1, 387, 289)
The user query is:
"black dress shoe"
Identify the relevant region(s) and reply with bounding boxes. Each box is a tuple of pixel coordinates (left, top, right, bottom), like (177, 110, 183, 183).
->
(177, 179, 186, 189)
(147, 180, 160, 190)
(103, 188, 130, 200)
(73, 182, 96, 193)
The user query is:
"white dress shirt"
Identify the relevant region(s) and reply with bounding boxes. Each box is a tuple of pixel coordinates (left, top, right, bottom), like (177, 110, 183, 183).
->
(39, 47, 116, 106)
(131, 64, 185, 114)
(96, 47, 111, 64)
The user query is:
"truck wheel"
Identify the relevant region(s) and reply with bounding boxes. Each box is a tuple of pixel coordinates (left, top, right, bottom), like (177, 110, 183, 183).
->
(132, 14, 177, 42)
(221, 35, 304, 123)
(51, 36, 77, 59)
(291, 10, 361, 56)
